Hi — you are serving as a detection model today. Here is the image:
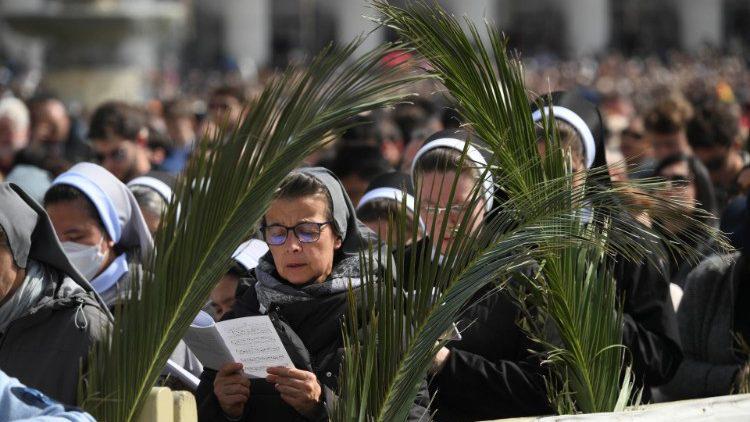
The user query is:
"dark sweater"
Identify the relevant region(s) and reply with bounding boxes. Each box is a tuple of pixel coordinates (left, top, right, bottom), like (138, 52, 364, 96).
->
(661, 252, 749, 400)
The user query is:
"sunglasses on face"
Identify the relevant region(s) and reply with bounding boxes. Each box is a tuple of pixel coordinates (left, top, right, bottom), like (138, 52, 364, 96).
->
(262, 221, 332, 246)
(95, 147, 128, 163)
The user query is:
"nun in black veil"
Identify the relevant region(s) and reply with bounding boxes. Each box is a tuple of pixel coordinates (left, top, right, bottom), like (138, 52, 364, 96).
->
(0, 182, 111, 405)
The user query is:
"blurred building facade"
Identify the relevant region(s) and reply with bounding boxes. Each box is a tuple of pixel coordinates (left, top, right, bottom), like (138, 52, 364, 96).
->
(1, 0, 749, 105)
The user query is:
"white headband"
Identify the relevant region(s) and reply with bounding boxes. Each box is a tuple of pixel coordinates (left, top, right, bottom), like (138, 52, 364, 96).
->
(410, 138, 494, 212)
(127, 176, 173, 204)
(532, 105, 596, 169)
(357, 187, 427, 232)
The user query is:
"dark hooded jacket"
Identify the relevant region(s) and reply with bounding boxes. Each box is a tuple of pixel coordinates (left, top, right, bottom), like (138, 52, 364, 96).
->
(195, 168, 431, 421)
(0, 183, 111, 405)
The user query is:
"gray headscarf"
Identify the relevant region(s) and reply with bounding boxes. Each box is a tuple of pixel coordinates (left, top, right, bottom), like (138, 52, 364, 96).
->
(0, 182, 111, 316)
(51, 163, 153, 261)
(254, 167, 376, 312)
(298, 167, 376, 255)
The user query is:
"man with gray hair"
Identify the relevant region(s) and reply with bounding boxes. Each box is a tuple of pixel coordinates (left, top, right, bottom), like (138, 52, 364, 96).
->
(0, 97, 30, 177)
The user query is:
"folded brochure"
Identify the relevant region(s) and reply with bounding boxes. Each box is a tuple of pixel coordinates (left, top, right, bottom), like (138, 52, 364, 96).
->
(184, 310, 294, 378)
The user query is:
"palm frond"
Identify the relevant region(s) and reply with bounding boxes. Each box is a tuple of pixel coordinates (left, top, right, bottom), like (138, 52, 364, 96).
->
(79, 39, 423, 421)
(329, 2, 730, 420)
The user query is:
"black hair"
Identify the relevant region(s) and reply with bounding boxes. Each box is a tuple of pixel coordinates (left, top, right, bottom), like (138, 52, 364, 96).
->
(644, 95, 693, 135)
(654, 153, 691, 175)
(687, 99, 740, 149)
(655, 153, 718, 218)
(394, 98, 435, 144)
(357, 197, 417, 233)
(341, 115, 378, 145)
(147, 124, 174, 151)
(88, 101, 146, 141)
(328, 145, 393, 180)
(43, 184, 108, 234)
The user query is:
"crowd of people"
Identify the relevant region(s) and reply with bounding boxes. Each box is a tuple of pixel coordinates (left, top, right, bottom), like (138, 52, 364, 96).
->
(0, 47, 749, 421)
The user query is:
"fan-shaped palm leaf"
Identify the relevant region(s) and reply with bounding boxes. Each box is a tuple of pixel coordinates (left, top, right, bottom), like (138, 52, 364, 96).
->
(78, 39, 423, 421)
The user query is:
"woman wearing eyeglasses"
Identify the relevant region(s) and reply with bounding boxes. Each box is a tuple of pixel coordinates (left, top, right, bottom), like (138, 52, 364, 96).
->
(653, 153, 718, 290)
(196, 167, 431, 422)
(408, 129, 550, 421)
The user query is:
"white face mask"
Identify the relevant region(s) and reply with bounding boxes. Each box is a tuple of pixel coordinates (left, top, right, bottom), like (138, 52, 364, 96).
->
(62, 237, 107, 281)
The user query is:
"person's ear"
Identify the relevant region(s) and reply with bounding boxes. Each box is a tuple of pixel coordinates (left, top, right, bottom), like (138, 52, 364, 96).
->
(334, 236, 343, 250)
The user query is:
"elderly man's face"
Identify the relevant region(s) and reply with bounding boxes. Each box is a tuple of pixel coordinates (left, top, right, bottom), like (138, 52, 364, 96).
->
(0, 240, 25, 306)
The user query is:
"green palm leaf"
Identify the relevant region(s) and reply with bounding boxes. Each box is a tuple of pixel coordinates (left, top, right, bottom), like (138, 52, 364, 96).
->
(330, 2, 729, 420)
(78, 39, 422, 421)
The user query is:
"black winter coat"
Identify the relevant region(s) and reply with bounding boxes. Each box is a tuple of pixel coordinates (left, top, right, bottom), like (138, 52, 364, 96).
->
(614, 250, 683, 400)
(430, 283, 551, 421)
(402, 240, 550, 421)
(196, 274, 432, 421)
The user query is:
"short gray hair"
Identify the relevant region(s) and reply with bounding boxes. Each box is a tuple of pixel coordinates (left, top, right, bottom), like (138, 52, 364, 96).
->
(130, 185, 168, 217)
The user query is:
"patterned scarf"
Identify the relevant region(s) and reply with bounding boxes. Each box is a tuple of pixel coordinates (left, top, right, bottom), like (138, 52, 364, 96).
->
(254, 254, 365, 314)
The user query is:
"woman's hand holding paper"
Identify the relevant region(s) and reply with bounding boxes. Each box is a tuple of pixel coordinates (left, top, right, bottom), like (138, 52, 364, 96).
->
(266, 366, 322, 417)
(214, 362, 251, 419)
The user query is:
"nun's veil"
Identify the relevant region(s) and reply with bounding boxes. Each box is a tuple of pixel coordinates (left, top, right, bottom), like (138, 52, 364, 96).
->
(52, 163, 154, 261)
(532, 91, 608, 171)
(294, 167, 376, 256)
(0, 182, 112, 318)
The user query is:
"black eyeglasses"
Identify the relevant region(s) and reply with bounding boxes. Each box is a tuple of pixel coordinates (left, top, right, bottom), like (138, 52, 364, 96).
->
(95, 147, 128, 163)
(262, 222, 332, 246)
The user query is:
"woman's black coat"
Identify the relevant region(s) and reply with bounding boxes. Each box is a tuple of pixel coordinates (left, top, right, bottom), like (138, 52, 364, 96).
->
(402, 239, 550, 422)
(196, 273, 432, 421)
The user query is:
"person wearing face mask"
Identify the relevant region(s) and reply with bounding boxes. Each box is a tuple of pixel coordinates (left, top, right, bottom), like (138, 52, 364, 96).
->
(0, 182, 110, 405)
(195, 168, 431, 421)
(43, 162, 153, 308)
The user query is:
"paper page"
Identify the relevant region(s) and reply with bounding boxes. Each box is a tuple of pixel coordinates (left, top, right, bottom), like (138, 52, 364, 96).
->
(183, 311, 235, 372)
(232, 239, 269, 270)
(217, 315, 294, 378)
